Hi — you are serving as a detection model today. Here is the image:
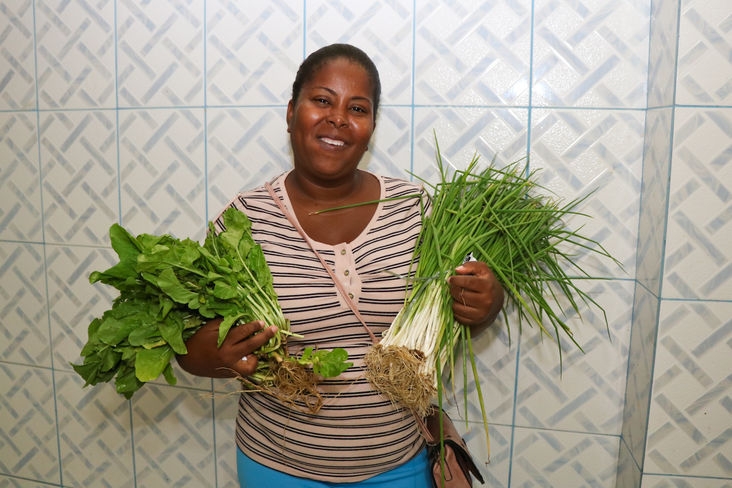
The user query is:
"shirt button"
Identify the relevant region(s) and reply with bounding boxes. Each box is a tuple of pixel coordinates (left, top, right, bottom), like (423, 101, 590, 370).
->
(344, 270, 350, 276)
(340, 249, 347, 255)
(348, 292, 354, 299)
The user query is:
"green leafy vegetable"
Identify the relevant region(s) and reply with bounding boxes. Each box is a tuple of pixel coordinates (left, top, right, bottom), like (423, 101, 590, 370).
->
(72, 208, 352, 401)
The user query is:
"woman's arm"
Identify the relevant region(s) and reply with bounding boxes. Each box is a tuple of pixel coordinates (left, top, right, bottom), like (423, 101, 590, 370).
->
(176, 318, 278, 378)
(448, 260, 505, 335)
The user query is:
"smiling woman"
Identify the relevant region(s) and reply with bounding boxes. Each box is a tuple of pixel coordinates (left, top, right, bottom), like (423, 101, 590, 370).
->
(175, 43, 504, 488)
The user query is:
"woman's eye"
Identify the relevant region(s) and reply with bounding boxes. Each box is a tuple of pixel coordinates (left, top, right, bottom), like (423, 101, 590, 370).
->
(314, 97, 329, 105)
(350, 106, 367, 114)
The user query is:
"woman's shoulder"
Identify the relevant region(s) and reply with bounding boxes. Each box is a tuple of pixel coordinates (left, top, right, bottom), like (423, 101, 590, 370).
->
(371, 172, 425, 199)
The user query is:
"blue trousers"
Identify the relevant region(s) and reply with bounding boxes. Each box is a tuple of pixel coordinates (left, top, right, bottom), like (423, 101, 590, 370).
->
(237, 448, 432, 487)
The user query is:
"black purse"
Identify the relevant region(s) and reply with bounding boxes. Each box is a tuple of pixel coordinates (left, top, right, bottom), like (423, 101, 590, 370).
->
(426, 409, 485, 488)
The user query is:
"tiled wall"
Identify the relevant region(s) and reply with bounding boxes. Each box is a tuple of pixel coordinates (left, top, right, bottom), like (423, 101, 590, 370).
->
(0, 1, 729, 487)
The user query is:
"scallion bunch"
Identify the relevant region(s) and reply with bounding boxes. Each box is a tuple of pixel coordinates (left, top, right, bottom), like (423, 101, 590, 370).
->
(365, 137, 619, 453)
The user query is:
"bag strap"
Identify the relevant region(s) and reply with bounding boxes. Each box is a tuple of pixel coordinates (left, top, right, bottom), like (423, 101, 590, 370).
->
(265, 181, 435, 442)
(264, 181, 377, 344)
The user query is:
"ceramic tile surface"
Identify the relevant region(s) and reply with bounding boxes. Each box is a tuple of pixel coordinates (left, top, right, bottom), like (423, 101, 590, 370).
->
(1, 0, 731, 487)
(35, 0, 116, 109)
(645, 300, 732, 478)
(530, 108, 644, 276)
(206, 0, 304, 106)
(116, 0, 205, 107)
(0, 364, 59, 485)
(0, 1, 36, 110)
(532, 0, 650, 108)
(664, 108, 732, 300)
(118, 108, 206, 239)
(0, 243, 50, 367)
(516, 280, 632, 434)
(676, 0, 732, 106)
(39, 111, 119, 247)
(511, 427, 619, 487)
(414, 0, 532, 106)
(0, 112, 42, 242)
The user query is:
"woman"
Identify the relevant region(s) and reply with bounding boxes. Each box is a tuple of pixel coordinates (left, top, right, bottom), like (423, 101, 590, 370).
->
(177, 43, 504, 487)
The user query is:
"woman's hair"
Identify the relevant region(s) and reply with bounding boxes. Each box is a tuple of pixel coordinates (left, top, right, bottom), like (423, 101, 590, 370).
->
(291, 43, 382, 119)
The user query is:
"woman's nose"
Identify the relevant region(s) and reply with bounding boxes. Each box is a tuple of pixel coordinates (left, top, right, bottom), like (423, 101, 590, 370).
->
(327, 106, 348, 127)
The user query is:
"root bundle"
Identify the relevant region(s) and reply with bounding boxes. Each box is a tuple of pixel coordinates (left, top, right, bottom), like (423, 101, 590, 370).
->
(364, 344, 436, 418)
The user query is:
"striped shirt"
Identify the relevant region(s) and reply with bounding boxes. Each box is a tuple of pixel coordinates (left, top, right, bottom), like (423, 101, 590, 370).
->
(217, 171, 428, 482)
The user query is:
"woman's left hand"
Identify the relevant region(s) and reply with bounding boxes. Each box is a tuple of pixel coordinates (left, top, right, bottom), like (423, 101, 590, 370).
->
(448, 260, 504, 332)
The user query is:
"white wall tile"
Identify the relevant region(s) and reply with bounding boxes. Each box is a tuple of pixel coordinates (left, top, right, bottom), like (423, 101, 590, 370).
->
(532, 0, 650, 108)
(0, 2, 36, 110)
(645, 300, 732, 478)
(664, 108, 732, 300)
(116, 0, 205, 108)
(0, 243, 50, 367)
(414, 0, 532, 107)
(35, 0, 116, 109)
(0, 364, 59, 485)
(676, 0, 732, 106)
(39, 110, 119, 247)
(206, 0, 303, 106)
(118, 109, 206, 240)
(0, 112, 42, 242)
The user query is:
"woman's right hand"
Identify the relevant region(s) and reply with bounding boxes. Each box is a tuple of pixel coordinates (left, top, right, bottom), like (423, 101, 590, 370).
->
(176, 318, 278, 378)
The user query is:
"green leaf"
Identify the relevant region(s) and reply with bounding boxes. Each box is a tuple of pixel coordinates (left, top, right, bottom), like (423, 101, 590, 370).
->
(135, 347, 174, 382)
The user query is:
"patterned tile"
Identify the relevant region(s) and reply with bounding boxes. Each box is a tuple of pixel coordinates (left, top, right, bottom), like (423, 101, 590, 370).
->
(532, 0, 650, 108)
(642, 474, 732, 487)
(443, 313, 518, 426)
(622, 284, 660, 466)
(637, 108, 673, 294)
(530, 109, 644, 277)
(46, 244, 119, 375)
(131, 384, 216, 487)
(511, 427, 619, 487)
(55, 370, 135, 487)
(414, 0, 532, 106)
(0, 112, 42, 242)
(677, 0, 732, 106)
(206, 107, 291, 216)
(306, 0, 414, 105)
(645, 300, 732, 478)
(0, 475, 58, 488)
(616, 440, 642, 488)
(462, 423, 511, 488)
(0, 363, 59, 485)
(206, 0, 303, 105)
(116, 0, 204, 107)
(39, 110, 119, 247)
(516, 280, 632, 435)
(118, 109, 206, 240)
(412, 106, 529, 185)
(34, 0, 116, 109)
(0, 242, 50, 367)
(363, 106, 412, 178)
(213, 392, 240, 488)
(647, 0, 680, 108)
(0, 1, 36, 110)
(664, 108, 732, 300)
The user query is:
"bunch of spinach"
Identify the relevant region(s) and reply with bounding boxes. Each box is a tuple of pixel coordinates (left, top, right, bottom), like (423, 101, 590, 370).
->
(72, 208, 352, 399)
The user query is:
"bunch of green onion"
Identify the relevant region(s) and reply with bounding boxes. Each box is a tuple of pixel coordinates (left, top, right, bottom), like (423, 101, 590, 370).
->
(365, 137, 618, 455)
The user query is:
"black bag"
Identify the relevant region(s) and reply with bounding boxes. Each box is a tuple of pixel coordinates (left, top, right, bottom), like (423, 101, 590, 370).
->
(426, 409, 485, 488)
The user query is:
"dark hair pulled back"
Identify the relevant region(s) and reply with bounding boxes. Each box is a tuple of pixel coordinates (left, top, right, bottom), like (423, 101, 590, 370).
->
(291, 43, 382, 119)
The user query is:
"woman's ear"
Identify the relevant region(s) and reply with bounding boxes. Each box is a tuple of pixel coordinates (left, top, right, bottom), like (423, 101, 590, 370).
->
(286, 99, 294, 133)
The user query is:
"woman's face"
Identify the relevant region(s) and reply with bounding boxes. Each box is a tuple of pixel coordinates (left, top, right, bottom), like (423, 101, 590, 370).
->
(286, 57, 376, 183)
